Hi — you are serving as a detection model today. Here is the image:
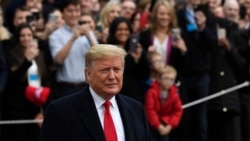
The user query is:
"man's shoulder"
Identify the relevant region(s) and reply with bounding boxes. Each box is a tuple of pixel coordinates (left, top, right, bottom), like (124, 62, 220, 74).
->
(50, 25, 67, 38)
(117, 94, 144, 109)
(49, 88, 84, 108)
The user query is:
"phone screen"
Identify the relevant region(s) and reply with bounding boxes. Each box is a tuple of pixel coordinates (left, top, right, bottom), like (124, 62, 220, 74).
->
(49, 14, 58, 23)
(96, 25, 103, 32)
(171, 28, 181, 41)
(218, 28, 226, 39)
(129, 34, 139, 52)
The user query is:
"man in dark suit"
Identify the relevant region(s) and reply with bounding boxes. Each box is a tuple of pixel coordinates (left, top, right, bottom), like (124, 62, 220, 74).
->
(39, 44, 151, 141)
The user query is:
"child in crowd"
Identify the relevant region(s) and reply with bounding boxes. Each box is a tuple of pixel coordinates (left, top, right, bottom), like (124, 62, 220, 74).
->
(144, 65, 183, 141)
(143, 52, 164, 95)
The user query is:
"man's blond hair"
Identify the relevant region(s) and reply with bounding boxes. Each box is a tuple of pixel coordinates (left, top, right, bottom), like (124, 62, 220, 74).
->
(85, 44, 127, 68)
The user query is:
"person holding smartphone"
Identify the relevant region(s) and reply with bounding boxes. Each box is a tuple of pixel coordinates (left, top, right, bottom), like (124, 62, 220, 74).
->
(40, 8, 65, 40)
(107, 17, 150, 103)
(139, 0, 187, 65)
(49, 0, 94, 99)
(2, 23, 49, 141)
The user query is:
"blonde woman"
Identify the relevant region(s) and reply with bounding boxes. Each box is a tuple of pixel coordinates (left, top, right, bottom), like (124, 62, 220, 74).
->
(0, 6, 11, 41)
(140, 0, 186, 65)
(97, 1, 121, 43)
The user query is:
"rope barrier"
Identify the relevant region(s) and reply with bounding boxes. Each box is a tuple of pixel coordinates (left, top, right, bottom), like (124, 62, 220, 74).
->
(182, 81, 250, 109)
(0, 81, 249, 125)
(0, 119, 43, 125)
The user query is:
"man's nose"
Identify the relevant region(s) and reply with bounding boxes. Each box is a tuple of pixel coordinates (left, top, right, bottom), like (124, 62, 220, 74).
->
(108, 70, 115, 79)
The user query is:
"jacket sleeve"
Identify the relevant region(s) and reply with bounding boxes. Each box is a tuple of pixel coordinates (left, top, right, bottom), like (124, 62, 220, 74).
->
(9, 58, 32, 82)
(168, 95, 183, 128)
(144, 89, 161, 129)
(160, 93, 183, 128)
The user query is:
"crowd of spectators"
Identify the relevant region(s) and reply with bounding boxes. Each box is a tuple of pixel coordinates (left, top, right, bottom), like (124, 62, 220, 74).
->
(0, 0, 250, 141)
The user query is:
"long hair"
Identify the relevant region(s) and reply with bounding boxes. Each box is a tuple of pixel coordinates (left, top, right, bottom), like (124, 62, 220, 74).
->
(10, 23, 47, 78)
(13, 23, 36, 46)
(107, 17, 133, 51)
(149, 0, 178, 33)
(99, 1, 120, 28)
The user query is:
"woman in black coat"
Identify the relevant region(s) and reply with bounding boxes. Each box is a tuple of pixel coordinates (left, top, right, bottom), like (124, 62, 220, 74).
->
(208, 18, 244, 141)
(2, 23, 48, 141)
(107, 17, 150, 103)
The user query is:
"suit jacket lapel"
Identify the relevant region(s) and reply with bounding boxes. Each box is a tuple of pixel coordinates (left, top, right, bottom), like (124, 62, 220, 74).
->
(116, 95, 136, 141)
(77, 87, 106, 141)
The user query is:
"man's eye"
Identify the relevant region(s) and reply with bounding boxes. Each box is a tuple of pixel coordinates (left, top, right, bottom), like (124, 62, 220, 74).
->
(114, 68, 121, 72)
(101, 69, 108, 72)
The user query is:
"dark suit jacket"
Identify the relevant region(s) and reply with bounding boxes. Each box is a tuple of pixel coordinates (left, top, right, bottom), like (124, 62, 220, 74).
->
(39, 86, 151, 141)
(176, 4, 218, 75)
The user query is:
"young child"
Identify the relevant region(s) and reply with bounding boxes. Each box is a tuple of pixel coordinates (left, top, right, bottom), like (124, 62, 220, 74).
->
(142, 52, 164, 95)
(144, 65, 183, 141)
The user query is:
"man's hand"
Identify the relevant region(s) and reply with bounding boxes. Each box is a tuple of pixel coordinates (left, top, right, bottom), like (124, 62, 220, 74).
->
(130, 44, 142, 63)
(72, 26, 81, 40)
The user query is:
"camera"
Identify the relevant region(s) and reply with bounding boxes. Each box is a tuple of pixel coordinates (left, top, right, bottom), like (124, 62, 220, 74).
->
(26, 15, 36, 24)
(78, 21, 87, 25)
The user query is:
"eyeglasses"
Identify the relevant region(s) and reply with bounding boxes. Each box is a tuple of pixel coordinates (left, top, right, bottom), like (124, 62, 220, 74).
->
(161, 77, 175, 83)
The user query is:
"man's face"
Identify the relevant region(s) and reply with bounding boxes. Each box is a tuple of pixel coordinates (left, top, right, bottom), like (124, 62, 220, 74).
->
(13, 10, 31, 27)
(245, 0, 250, 15)
(121, 1, 136, 19)
(224, 2, 239, 22)
(81, 0, 91, 13)
(26, 0, 42, 11)
(62, 4, 81, 27)
(85, 57, 124, 100)
(208, 0, 218, 12)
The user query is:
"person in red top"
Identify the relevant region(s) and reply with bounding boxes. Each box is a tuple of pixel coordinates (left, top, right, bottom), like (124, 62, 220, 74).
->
(144, 65, 183, 141)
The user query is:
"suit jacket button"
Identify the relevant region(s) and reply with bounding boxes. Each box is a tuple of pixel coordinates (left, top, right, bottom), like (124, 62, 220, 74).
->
(223, 107, 228, 112)
(220, 71, 225, 76)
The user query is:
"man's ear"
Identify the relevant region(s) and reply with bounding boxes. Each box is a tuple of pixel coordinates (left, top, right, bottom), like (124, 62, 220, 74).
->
(84, 68, 90, 82)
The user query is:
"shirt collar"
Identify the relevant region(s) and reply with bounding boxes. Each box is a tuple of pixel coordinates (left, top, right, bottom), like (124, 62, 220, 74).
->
(63, 24, 73, 32)
(89, 86, 117, 109)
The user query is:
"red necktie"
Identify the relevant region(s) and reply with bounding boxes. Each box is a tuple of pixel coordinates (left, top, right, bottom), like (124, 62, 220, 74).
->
(103, 101, 117, 141)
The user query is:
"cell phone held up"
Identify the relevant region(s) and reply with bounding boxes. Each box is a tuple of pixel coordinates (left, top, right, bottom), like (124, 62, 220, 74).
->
(78, 21, 87, 26)
(171, 28, 181, 42)
(129, 34, 139, 52)
(48, 13, 58, 23)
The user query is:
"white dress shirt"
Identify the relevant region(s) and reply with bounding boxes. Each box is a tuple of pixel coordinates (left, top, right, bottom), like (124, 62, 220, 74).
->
(89, 87, 125, 141)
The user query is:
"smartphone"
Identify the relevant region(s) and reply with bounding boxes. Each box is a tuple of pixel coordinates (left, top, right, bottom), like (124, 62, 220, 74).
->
(32, 12, 40, 20)
(129, 34, 139, 52)
(218, 28, 226, 39)
(171, 28, 181, 41)
(48, 13, 58, 23)
(78, 21, 87, 25)
(30, 39, 38, 47)
(26, 15, 36, 24)
(96, 25, 103, 32)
